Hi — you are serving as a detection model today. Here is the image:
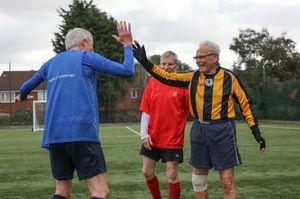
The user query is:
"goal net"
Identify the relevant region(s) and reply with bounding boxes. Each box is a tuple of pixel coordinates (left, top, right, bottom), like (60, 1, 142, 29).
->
(32, 100, 46, 132)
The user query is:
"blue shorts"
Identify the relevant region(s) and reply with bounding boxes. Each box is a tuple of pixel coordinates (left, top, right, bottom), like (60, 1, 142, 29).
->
(189, 120, 242, 170)
(49, 141, 107, 180)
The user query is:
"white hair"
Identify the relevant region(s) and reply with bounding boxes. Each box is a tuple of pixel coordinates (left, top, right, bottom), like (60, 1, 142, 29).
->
(65, 28, 93, 50)
(160, 51, 181, 64)
(199, 40, 220, 54)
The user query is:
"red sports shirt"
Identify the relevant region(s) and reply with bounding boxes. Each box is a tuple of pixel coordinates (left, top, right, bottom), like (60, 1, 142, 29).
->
(140, 77, 189, 149)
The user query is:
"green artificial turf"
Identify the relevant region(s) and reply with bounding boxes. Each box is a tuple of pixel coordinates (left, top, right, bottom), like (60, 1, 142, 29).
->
(0, 122, 299, 198)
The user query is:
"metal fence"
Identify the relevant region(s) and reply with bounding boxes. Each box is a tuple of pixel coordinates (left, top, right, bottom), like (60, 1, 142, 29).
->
(251, 80, 300, 121)
(1, 70, 300, 125)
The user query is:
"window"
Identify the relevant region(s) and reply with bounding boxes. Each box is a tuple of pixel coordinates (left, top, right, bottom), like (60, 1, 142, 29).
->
(130, 88, 137, 99)
(37, 90, 47, 101)
(0, 91, 15, 103)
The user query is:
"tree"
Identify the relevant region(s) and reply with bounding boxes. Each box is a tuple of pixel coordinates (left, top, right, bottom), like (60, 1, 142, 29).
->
(52, 0, 131, 122)
(230, 28, 300, 87)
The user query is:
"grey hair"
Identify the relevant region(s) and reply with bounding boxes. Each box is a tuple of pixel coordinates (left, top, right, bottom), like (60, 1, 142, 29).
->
(160, 51, 181, 64)
(199, 40, 220, 54)
(65, 28, 93, 50)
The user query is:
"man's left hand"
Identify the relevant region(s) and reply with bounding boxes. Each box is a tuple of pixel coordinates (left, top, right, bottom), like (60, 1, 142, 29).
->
(132, 41, 153, 68)
(112, 21, 132, 46)
(251, 125, 266, 153)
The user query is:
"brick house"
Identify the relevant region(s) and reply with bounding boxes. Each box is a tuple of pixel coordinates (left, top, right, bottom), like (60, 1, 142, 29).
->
(0, 70, 47, 115)
(0, 68, 148, 116)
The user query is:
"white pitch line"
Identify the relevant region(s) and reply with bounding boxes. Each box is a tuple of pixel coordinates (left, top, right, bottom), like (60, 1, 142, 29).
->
(260, 125, 300, 131)
(236, 123, 300, 131)
(126, 126, 140, 136)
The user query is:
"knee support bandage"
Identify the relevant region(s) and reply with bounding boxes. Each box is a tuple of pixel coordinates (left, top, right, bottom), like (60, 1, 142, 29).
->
(192, 174, 208, 192)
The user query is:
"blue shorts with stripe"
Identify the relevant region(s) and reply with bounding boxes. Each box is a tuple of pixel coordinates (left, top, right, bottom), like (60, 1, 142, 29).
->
(189, 119, 242, 170)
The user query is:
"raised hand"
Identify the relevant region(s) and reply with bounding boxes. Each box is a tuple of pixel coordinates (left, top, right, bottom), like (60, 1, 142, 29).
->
(132, 40, 152, 67)
(112, 21, 132, 46)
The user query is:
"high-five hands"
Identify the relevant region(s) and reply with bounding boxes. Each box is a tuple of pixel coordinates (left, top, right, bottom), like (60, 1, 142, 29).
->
(132, 41, 152, 67)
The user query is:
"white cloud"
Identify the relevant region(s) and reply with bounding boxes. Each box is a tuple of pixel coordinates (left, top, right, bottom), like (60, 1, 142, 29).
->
(1, 0, 300, 75)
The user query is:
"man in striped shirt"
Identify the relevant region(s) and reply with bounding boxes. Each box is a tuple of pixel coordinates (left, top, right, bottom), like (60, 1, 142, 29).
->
(133, 40, 266, 199)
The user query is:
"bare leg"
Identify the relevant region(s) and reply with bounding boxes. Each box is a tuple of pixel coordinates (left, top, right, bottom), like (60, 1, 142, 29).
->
(142, 156, 162, 199)
(166, 161, 180, 199)
(192, 167, 209, 199)
(85, 173, 109, 199)
(166, 161, 179, 183)
(142, 156, 156, 180)
(219, 168, 237, 199)
(54, 180, 72, 199)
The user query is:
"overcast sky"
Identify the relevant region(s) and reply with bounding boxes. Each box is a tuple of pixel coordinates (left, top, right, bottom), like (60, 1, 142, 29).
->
(1, 0, 300, 75)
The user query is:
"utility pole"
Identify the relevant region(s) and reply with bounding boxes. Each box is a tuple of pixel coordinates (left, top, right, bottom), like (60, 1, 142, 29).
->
(262, 64, 266, 84)
(9, 62, 12, 125)
(108, 75, 112, 123)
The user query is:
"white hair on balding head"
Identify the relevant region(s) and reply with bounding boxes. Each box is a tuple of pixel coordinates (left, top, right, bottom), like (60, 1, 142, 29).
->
(65, 28, 93, 50)
(199, 40, 220, 54)
(161, 51, 181, 64)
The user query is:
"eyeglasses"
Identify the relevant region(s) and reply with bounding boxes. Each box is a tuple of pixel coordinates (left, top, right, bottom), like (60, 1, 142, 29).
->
(193, 53, 215, 60)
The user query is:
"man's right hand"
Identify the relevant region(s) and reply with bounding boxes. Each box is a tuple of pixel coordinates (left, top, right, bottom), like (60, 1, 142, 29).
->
(142, 137, 153, 150)
(15, 94, 34, 102)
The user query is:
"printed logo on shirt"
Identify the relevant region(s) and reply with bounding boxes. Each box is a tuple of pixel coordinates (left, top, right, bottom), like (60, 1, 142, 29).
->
(205, 79, 213, 87)
(49, 74, 76, 83)
(173, 91, 178, 97)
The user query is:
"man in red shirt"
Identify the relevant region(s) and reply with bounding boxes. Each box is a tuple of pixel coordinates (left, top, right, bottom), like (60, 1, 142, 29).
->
(139, 51, 189, 199)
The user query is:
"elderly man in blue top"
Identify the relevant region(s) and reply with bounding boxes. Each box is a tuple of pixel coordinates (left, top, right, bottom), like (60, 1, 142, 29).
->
(15, 21, 134, 199)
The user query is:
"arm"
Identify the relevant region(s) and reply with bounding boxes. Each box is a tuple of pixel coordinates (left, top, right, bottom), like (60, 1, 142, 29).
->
(133, 41, 193, 88)
(140, 112, 153, 150)
(83, 21, 134, 76)
(112, 21, 133, 47)
(16, 70, 45, 101)
(83, 46, 134, 77)
(232, 75, 257, 127)
(140, 112, 150, 140)
(139, 81, 154, 150)
(232, 74, 266, 152)
(183, 88, 190, 111)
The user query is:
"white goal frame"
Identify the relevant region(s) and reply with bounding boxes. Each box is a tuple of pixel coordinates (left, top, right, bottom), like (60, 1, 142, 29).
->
(32, 100, 46, 132)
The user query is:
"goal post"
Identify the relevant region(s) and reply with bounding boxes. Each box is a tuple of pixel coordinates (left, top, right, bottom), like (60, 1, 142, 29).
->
(32, 100, 46, 132)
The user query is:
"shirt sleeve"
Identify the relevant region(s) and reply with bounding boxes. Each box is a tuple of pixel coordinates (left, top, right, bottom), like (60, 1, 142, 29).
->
(143, 64, 194, 88)
(183, 89, 190, 111)
(139, 79, 152, 113)
(232, 74, 258, 127)
(140, 112, 150, 140)
(82, 46, 134, 76)
(19, 66, 46, 100)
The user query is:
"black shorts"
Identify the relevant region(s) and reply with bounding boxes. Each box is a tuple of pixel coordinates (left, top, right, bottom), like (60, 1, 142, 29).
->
(49, 141, 107, 180)
(140, 145, 183, 163)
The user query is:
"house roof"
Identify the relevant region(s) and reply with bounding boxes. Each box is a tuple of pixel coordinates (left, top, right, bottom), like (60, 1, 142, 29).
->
(0, 70, 47, 91)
